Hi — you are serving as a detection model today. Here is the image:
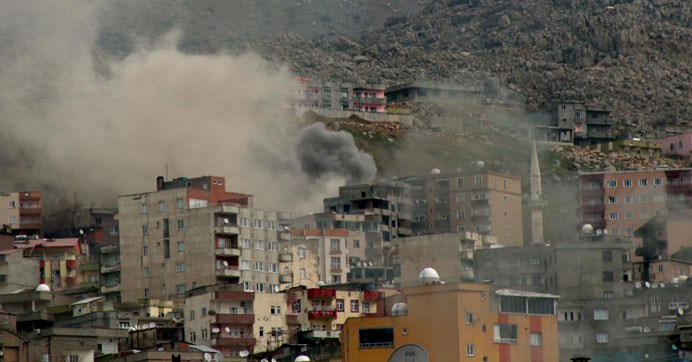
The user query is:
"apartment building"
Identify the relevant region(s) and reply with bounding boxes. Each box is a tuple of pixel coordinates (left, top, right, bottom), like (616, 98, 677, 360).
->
(532, 100, 616, 145)
(118, 176, 290, 303)
(398, 232, 498, 287)
(0, 191, 42, 236)
(385, 81, 485, 104)
(633, 211, 692, 284)
(401, 170, 523, 246)
(324, 183, 412, 244)
(277, 237, 320, 290)
(0, 249, 40, 294)
(341, 281, 559, 362)
(99, 243, 120, 301)
(589, 138, 662, 158)
(13, 238, 83, 291)
(577, 168, 692, 240)
(289, 229, 370, 285)
(288, 212, 386, 266)
(289, 78, 386, 113)
(659, 132, 692, 161)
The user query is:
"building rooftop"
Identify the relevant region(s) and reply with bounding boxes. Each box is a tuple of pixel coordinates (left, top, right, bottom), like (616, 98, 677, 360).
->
(495, 289, 560, 299)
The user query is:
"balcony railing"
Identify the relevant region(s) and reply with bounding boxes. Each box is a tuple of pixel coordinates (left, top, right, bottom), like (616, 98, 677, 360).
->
(101, 283, 121, 294)
(19, 207, 41, 215)
(279, 275, 293, 284)
(308, 309, 337, 320)
(215, 248, 241, 257)
(101, 263, 121, 273)
(216, 267, 241, 278)
(211, 336, 256, 347)
(279, 253, 293, 262)
(215, 313, 254, 324)
(214, 226, 240, 235)
(100, 244, 119, 254)
(214, 290, 255, 301)
(280, 232, 291, 241)
(286, 314, 299, 324)
(79, 262, 99, 272)
(363, 290, 382, 301)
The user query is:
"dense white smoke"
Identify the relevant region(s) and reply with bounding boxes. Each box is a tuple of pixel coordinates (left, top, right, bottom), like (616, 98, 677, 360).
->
(0, 1, 375, 213)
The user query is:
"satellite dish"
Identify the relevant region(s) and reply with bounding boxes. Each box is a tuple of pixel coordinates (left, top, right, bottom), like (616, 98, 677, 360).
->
(595, 229, 603, 235)
(368, 261, 373, 267)
(273, 285, 280, 293)
(223, 261, 229, 267)
(239, 351, 250, 358)
(652, 283, 658, 289)
(212, 327, 220, 333)
(679, 307, 685, 316)
(660, 283, 665, 288)
(224, 218, 229, 224)
(224, 327, 231, 333)
(149, 322, 156, 328)
(356, 261, 362, 267)
(204, 353, 212, 362)
(129, 327, 136, 331)
(79, 229, 84, 235)
(272, 359, 277, 362)
(635, 281, 642, 288)
(261, 359, 269, 362)
(645, 281, 651, 288)
(602, 229, 609, 235)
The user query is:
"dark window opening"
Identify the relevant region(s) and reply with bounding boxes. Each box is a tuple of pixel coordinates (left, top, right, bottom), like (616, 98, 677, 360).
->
(359, 328, 394, 348)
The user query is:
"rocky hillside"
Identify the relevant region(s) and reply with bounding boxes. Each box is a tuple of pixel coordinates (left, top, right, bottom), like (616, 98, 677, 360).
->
(254, 0, 691, 128)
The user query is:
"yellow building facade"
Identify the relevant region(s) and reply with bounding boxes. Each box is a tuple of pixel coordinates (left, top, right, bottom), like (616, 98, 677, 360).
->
(341, 283, 559, 362)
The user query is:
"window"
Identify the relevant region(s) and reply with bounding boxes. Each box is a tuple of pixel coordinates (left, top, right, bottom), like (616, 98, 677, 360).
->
(176, 284, 185, 295)
(109, 226, 118, 236)
(143, 267, 150, 277)
(483, 259, 493, 268)
(158, 201, 166, 212)
(143, 246, 149, 256)
(624, 195, 632, 203)
(493, 324, 518, 344)
(69, 355, 79, 362)
(562, 311, 583, 321)
(606, 180, 617, 188)
(456, 193, 465, 203)
(358, 328, 394, 348)
(330, 239, 340, 252)
(178, 241, 185, 252)
(336, 299, 345, 311)
(654, 178, 662, 186)
(351, 300, 359, 312)
(625, 211, 634, 220)
(639, 194, 649, 203)
(638, 178, 648, 187)
(189, 310, 195, 321)
(144, 288, 150, 298)
(596, 333, 608, 343)
(177, 198, 184, 209)
(241, 260, 250, 270)
(602, 251, 612, 262)
(530, 333, 542, 346)
(177, 219, 184, 230)
(240, 238, 250, 248)
(532, 276, 542, 285)
(268, 242, 277, 251)
(604, 291, 614, 299)
(298, 247, 306, 259)
(254, 240, 264, 250)
(457, 177, 464, 188)
(353, 240, 360, 248)
(530, 257, 540, 266)
(142, 225, 149, 236)
(623, 179, 632, 187)
(363, 302, 370, 313)
(608, 196, 617, 204)
(608, 212, 618, 220)
(603, 271, 613, 281)
(253, 219, 262, 228)
(474, 176, 483, 186)
(255, 261, 264, 271)
(466, 344, 475, 356)
(255, 283, 265, 292)
(269, 263, 278, 273)
(594, 309, 609, 320)
(457, 210, 465, 219)
(240, 217, 249, 227)
(141, 204, 149, 213)
(176, 262, 185, 272)
(299, 268, 306, 279)
(640, 211, 650, 219)
(466, 312, 473, 324)
(331, 257, 341, 270)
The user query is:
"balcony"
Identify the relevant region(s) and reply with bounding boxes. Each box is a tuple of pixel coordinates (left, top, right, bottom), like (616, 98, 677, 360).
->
(214, 291, 255, 301)
(363, 290, 382, 301)
(101, 263, 121, 273)
(211, 336, 256, 347)
(286, 314, 299, 325)
(308, 309, 337, 320)
(215, 313, 254, 324)
(302, 330, 341, 339)
(279, 253, 293, 262)
(215, 248, 241, 257)
(471, 214, 490, 224)
(308, 288, 336, 299)
(79, 262, 99, 272)
(214, 226, 240, 235)
(280, 232, 291, 241)
(19, 207, 41, 215)
(101, 283, 121, 294)
(353, 96, 386, 105)
(471, 199, 489, 207)
(578, 203, 606, 213)
(216, 267, 241, 278)
(100, 244, 119, 254)
(18, 223, 41, 230)
(279, 275, 293, 284)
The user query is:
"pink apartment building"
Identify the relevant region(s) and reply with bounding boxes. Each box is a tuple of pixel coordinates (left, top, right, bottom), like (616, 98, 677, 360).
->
(659, 133, 692, 162)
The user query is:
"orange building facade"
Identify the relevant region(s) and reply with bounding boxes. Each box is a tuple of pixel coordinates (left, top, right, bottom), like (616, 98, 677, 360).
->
(341, 283, 558, 361)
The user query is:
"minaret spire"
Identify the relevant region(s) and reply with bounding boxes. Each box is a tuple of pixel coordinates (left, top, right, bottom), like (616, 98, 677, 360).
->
(530, 142, 546, 245)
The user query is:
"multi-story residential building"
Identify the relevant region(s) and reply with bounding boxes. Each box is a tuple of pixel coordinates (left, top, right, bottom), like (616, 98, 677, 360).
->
(0, 249, 40, 294)
(385, 81, 485, 104)
(659, 132, 692, 161)
(577, 168, 692, 240)
(0, 191, 42, 236)
(118, 176, 290, 303)
(14, 238, 83, 290)
(633, 211, 692, 284)
(289, 229, 370, 285)
(589, 139, 662, 158)
(324, 183, 412, 244)
(288, 212, 386, 266)
(398, 232, 498, 287)
(277, 237, 320, 290)
(341, 280, 559, 362)
(532, 100, 616, 145)
(99, 243, 121, 302)
(289, 78, 386, 113)
(401, 170, 523, 246)
(0, 284, 77, 333)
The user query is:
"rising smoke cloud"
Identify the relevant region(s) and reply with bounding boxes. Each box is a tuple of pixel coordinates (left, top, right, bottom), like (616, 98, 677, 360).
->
(0, 1, 376, 213)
